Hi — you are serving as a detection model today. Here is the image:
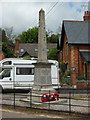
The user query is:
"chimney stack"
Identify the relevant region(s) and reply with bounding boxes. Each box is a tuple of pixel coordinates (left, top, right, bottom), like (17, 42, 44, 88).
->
(83, 1, 90, 21)
(83, 11, 90, 21)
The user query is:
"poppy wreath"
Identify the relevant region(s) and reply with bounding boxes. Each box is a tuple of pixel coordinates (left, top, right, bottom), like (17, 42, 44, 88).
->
(41, 92, 60, 102)
(49, 93, 55, 101)
(49, 92, 60, 101)
(53, 92, 60, 100)
(41, 93, 49, 102)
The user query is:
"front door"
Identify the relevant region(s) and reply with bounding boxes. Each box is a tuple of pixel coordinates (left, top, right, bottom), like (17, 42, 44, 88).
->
(1, 69, 13, 89)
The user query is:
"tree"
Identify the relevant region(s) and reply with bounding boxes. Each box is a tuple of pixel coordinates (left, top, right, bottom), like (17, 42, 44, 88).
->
(2, 40, 14, 58)
(19, 27, 38, 43)
(5, 27, 13, 40)
(0, 28, 8, 43)
(47, 47, 59, 60)
(0, 27, 15, 58)
(2, 29, 8, 42)
(19, 27, 58, 43)
(50, 34, 58, 43)
(46, 32, 59, 43)
(5, 27, 17, 42)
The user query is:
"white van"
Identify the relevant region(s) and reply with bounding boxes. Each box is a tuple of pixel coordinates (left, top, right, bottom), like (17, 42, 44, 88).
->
(0, 58, 60, 90)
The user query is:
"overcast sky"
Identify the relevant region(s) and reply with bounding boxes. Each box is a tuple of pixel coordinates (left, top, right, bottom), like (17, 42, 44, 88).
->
(0, 0, 90, 35)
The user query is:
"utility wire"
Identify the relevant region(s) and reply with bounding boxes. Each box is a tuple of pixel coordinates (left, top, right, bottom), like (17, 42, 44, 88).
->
(45, 2, 63, 33)
(46, 2, 56, 12)
(46, 2, 63, 19)
(33, 2, 60, 27)
(46, 2, 59, 17)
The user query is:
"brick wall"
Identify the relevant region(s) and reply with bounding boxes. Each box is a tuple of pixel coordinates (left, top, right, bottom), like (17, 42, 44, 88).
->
(77, 81, 90, 88)
(70, 45, 79, 85)
(62, 33, 67, 62)
(59, 33, 90, 88)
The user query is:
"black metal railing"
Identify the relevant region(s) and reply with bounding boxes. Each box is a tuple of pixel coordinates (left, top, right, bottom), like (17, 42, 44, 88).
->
(1, 87, 90, 115)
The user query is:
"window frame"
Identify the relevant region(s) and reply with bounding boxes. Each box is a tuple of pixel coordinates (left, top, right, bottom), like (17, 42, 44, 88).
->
(16, 67, 34, 75)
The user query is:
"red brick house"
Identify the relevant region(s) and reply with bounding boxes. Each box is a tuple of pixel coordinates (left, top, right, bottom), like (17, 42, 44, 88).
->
(58, 11, 90, 88)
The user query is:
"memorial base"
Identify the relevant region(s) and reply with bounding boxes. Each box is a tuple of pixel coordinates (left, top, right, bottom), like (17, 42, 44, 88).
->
(29, 85, 59, 103)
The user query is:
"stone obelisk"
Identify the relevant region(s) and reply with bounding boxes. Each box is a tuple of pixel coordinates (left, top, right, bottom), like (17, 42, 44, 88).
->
(33, 8, 53, 90)
(38, 8, 47, 62)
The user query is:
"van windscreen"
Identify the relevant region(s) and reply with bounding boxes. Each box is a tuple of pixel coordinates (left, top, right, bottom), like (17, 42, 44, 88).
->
(1, 69, 11, 78)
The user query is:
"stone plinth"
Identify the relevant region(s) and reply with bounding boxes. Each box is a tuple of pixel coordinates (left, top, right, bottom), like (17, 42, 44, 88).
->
(32, 62, 56, 103)
(33, 62, 52, 87)
(31, 89, 56, 103)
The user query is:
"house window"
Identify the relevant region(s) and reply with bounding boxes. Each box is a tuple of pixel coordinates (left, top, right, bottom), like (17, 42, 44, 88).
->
(16, 67, 34, 75)
(35, 49, 38, 52)
(66, 63, 68, 71)
(20, 49, 24, 53)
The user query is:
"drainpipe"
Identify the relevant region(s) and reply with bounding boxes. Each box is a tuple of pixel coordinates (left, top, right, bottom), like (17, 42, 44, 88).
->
(77, 46, 80, 76)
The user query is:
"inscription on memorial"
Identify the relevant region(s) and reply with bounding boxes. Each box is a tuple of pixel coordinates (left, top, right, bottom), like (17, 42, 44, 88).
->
(34, 67, 51, 85)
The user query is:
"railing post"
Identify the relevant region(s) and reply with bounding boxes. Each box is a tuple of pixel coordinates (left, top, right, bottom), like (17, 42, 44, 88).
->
(87, 89, 90, 115)
(69, 91, 71, 114)
(14, 88, 15, 109)
(48, 90, 50, 111)
(30, 88, 32, 108)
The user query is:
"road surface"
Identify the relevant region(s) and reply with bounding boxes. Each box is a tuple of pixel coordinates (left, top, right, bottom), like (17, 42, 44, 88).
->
(0, 108, 65, 119)
(0, 108, 90, 120)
